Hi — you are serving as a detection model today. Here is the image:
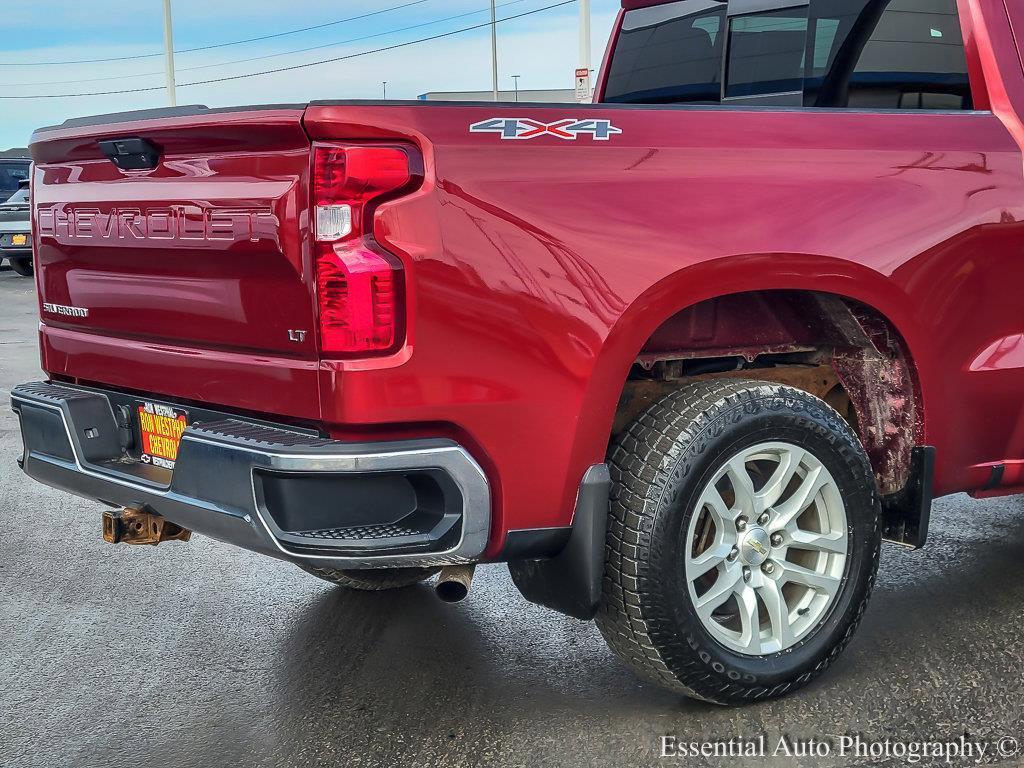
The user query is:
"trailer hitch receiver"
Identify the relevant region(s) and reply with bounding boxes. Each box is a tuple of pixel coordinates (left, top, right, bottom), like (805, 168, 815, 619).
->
(102, 507, 192, 546)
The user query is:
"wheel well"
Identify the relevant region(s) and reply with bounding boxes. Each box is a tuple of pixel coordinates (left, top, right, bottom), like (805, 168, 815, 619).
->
(611, 291, 922, 495)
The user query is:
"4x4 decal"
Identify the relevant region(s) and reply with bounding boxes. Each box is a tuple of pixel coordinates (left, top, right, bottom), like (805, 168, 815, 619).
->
(470, 117, 622, 141)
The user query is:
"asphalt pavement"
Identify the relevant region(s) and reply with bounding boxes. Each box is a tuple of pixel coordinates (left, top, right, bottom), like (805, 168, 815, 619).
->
(2, 267, 1023, 768)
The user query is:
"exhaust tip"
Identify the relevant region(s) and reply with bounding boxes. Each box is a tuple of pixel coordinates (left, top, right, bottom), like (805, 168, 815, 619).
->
(435, 564, 475, 603)
(436, 580, 470, 603)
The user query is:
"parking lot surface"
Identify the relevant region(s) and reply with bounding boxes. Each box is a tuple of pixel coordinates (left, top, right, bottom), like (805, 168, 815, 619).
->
(1, 268, 1023, 767)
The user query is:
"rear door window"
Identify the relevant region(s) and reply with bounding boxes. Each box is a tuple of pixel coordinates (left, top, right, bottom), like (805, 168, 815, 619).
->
(806, 0, 972, 109)
(724, 6, 809, 102)
(603, 0, 728, 104)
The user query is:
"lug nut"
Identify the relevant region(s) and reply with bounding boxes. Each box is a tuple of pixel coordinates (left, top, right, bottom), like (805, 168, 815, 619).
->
(727, 547, 739, 562)
(763, 561, 775, 575)
(758, 512, 770, 526)
(771, 532, 784, 547)
(736, 517, 748, 532)
(743, 566, 752, 582)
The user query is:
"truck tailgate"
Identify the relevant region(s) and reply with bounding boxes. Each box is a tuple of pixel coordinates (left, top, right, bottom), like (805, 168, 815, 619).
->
(30, 106, 321, 421)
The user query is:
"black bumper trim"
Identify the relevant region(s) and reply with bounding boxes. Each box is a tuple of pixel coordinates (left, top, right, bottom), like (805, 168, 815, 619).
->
(12, 381, 491, 568)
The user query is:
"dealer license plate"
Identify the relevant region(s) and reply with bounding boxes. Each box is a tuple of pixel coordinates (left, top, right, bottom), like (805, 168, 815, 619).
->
(137, 403, 188, 471)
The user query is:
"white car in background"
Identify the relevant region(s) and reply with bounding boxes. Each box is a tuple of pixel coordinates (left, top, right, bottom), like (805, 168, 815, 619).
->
(0, 179, 32, 277)
(0, 156, 29, 201)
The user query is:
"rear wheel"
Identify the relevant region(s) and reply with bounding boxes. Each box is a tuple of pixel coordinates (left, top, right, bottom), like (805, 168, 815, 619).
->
(298, 564, 441, 591)
(596, 379, 881, 704)
(8, 256, 32, 277)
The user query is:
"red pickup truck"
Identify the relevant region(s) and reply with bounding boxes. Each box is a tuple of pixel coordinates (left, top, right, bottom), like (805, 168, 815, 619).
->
(13, 0, 1024, 704)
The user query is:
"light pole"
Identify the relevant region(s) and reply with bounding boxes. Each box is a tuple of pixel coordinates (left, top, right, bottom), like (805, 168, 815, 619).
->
(490, 0, 499, 101)
(512, 75, 521, 102)
(162, 0, 177, 106)
(382, 81, 387, 100)
(579, 0, 591, 73)
(578, 0, 591, 101)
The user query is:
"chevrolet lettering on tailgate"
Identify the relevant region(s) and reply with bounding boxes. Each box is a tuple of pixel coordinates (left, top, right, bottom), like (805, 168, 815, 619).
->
(36, 205, 278, 244)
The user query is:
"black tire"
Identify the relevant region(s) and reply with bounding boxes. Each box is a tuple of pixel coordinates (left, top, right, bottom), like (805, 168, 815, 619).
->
(8, 256, 33, 277)
(596, 379, 881, 705)
(298, 564, 441, 591)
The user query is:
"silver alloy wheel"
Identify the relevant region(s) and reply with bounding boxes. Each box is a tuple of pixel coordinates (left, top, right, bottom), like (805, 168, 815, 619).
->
(684, 441, 849, 656)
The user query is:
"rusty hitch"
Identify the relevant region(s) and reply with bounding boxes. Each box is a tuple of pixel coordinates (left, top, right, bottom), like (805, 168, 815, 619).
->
(102, 507, 192, 546)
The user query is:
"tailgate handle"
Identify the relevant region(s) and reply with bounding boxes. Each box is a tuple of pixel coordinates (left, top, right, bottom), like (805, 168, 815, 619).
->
(98, 137, 161, 171)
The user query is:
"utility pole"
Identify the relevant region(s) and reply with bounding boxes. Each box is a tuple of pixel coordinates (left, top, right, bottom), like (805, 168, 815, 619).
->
(382, 81, 387, 100)
(162, 0, 177, 107)
(579, 0, 591, 75)
(512, 75, 521, 102)
(490, 0, 499, 101)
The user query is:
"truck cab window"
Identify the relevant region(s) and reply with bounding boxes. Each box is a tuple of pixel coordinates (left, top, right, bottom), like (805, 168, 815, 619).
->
(806, 0, 972, 109)
(602, 0, 971, 111)
(725, 8, 810, 100)
(603, 0, 728, 104)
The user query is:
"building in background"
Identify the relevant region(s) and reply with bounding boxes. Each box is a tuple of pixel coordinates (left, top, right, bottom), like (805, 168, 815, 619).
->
(419, 89, 575, 103)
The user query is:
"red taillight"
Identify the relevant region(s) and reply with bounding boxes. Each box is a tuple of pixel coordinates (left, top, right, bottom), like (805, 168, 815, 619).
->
(313, 145, 412, 356)
(317, 242, 398, 353)
(314, 146, 410, 206)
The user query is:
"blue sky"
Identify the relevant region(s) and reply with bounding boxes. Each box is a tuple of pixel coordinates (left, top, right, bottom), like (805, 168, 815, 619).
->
(0, 0, 621, 150)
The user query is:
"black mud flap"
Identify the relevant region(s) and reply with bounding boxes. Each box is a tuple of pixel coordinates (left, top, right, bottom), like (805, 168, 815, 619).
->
(507, 465, 610, 620)
(881, 446, 935, 549)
